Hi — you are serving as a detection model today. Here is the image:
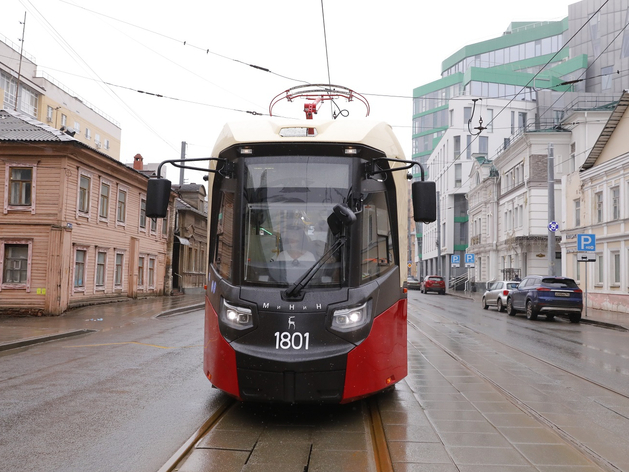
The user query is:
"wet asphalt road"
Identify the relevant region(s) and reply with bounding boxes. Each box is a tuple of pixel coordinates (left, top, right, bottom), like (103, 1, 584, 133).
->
(407, 291, 629, 396)
(0, 309, 226, 472)
(1, 296, 628, 471)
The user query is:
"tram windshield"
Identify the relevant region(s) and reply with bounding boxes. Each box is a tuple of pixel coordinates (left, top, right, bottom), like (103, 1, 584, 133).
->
(243, 156, 351, 287)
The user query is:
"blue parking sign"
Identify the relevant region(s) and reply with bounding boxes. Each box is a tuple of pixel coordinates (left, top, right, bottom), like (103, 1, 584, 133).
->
(577, 234, 596, 252)
(451, 255, 460, 267)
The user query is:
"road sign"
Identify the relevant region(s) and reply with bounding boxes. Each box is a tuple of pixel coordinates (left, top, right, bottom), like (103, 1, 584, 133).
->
(577, 234, 596, 252)
(548, 221, 559, 232)
(577, 253, 596, 262)
(465, 253, 475, 268)
(451, 255, 460, 267)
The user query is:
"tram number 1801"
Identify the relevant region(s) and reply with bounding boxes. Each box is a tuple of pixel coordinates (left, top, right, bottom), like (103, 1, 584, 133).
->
(274, 332, 310, 350)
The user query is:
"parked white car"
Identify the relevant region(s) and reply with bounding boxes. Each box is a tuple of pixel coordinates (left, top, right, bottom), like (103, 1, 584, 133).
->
(482, 280, 520, 312)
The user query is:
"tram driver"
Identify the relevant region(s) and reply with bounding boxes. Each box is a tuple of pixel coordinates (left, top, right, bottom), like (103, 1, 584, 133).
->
(277, 225, 315, 266)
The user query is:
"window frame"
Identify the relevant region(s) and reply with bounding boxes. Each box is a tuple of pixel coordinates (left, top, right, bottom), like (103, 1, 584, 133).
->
(114, 250, 125, 290)
(99, 178, 112, 223)
(77, 169, 93, 220)
(73, 245, 89, 293)
(139, 194, 147, 233)
(94, 249, 108, 291)
(148, 256, 156, 290)
(138, 255, 146, 289)
(4, 162, 37, 214)
(0, 239, 33, 292)
(116, 185, 128, 227)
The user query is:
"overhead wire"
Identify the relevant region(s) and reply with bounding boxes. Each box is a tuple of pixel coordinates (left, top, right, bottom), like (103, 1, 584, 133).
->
(18, 0, 177, 152)
(58, 0, 310, 85)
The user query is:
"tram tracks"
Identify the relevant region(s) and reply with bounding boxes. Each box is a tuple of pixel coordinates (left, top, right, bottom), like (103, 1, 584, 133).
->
(158, 395, 393, 472)
(407, 311, 629, 472)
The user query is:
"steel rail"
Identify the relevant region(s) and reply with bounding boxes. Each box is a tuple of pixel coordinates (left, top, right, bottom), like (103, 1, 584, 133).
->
(156, 398, 236, 472)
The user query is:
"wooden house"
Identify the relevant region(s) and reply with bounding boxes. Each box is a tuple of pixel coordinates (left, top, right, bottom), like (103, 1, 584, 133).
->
(0, 109, 175, 315)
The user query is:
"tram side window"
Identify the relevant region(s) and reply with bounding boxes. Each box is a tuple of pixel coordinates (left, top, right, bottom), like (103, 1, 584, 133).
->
(361, 192, 393, 282)
(214, 191, 234, 280)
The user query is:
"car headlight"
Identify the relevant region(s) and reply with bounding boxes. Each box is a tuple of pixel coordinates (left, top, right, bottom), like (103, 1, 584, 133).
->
(220, 299, 253, 330)
(331, 302, 370, 332)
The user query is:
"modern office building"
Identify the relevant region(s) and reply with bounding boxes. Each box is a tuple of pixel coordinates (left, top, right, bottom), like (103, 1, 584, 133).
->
(413, 0, 629, 290)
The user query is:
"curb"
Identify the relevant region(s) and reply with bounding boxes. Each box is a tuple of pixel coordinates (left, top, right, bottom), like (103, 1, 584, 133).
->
(0, 303, 204, 352)
(427, 291, 629, 331)
(0, 329, 97, 352)
(154, 303, 205, 318)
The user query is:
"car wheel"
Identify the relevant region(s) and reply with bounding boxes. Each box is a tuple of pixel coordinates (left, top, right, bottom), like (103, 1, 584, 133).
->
(506, 298, 516, 316)
(526, 300, 538, 320)
(482, 297, 488, 309)
(497, 298, 505, 312)
(569, 313, 581, 323)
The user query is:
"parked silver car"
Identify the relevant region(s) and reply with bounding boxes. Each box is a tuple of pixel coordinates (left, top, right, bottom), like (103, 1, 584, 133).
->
(482, 280, 520, 312)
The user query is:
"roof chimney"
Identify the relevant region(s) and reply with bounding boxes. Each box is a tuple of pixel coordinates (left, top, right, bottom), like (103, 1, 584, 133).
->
(133, 153, 143, 170)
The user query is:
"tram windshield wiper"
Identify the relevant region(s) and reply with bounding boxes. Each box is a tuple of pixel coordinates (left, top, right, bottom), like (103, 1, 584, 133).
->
(284, 236, 346, 299)
(284, 204, 355, 299)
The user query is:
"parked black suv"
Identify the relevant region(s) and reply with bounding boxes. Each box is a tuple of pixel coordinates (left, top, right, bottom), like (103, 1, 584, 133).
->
(506, 275, 583, 323)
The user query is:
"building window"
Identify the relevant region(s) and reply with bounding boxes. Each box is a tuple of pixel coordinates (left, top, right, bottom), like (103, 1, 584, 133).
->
(95, 134, 101, 147)
(99, 181, 110, 220)
(162, 211, 168, 237)
(114, 252, 124, 288)
(74, 248, 87, 290)
(61, 114, 67, 127)
(569, 143, 576, 173)
(138, 256, 145, 288)
(454, 163, 462, 187)
(74, 121, 81, 133)
(5, 164, 36, 214)
(95, 250, 107, 289)
(1, 241, 32, 291)
(453, 135, 460, 159)
(574, 199, 581, 227)
(574, 255, 581, 283)
(77, 171, 92, 217)
(612, 252, 620, 285)
(46, 106, 53, 122)
(466, 135, 471, 159)
(85, 128, 91, 140)
(612, 187, 620, 220)
(104, 139, 110, 150)
(148, 257, 155, 289)
(479, 136, 488, 155)
(486, 109, 493, 132)
(150, 217, 157, 235)
(595, 192, 603, 223)
(596, 254, 604, 285)
(117, 187, 127, 225)
(463, 107, 471, 124)
(139, 197, 147, 231)
(602, 66, 614, 90)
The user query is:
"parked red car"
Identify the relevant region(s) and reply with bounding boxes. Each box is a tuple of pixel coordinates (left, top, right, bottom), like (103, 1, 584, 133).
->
(420, 275, 446, 295)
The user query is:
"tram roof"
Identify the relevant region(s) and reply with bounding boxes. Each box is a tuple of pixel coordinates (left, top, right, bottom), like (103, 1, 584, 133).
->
(212, 119, 406, 160)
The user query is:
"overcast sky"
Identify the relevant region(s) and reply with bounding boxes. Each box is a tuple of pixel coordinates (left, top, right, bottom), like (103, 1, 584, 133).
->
(2, 0, 576, 184)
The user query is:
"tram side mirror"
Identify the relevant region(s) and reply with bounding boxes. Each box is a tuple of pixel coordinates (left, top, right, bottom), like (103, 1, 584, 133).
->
(412, 181, 436, 223)
(146, 178, 171, 218)
(327, 204, 356, 235)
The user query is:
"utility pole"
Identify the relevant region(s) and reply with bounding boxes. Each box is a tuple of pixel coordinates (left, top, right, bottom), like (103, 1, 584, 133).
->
(547, 143, 556, 276)
(179, 141, 187, 186)
(14, 12, 27, 112)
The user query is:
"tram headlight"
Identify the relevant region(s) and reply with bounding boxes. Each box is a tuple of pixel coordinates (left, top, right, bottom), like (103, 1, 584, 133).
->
(220, 300, 253, 330)
(331, 303, 370, 332)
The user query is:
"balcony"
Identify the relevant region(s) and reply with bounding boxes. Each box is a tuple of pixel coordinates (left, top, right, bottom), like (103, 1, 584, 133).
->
(471, 235, 482, 246)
